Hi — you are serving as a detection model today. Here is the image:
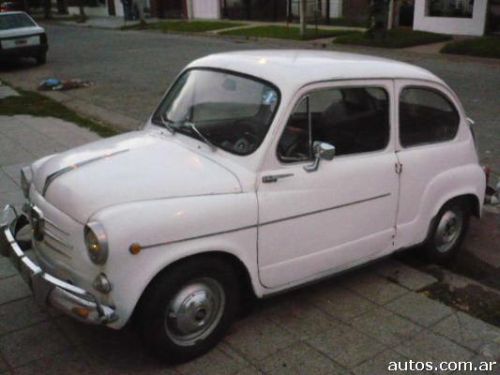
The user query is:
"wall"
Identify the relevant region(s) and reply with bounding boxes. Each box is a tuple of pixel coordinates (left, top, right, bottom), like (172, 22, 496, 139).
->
(329, 0, 342, 18)
(413, 0, 488, 36)
(189, 0, 220, 19)
(68, 5, 108, 16)
(290, 0, 343, 19)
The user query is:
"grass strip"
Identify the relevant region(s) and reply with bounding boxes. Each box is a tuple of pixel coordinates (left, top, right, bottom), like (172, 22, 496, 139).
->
(0, 86, 118, 137)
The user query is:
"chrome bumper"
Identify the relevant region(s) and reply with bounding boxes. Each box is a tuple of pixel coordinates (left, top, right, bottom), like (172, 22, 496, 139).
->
(0, 205, 117, 325)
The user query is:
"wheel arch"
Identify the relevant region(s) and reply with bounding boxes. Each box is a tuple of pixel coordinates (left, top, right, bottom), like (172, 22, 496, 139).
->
(425, 193, 480, 242)
(131, 251, 256, 324)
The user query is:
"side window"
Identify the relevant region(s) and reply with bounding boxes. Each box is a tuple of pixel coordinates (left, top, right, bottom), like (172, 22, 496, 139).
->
(399, 87, 460, 147)
(278, 87, 389, 162)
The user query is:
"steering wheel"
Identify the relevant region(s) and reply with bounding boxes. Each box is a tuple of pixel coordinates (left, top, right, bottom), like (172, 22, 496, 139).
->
(232, 119, 261, 154)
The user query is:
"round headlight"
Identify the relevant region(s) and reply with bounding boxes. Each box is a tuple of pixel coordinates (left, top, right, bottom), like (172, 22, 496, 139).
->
(84, 222, 108, 265)
(20, 167, 32, 199)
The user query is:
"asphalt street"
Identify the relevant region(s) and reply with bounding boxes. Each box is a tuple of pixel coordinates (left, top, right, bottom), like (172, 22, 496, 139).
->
(0, 24, 499, 172)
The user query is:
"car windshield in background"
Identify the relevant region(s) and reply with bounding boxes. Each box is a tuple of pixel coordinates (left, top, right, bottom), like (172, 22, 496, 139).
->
(152, 69, 279, 156)
(0, 13, 36, 30)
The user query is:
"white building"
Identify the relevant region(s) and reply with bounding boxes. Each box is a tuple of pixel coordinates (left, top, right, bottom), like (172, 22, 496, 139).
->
(413, 0, 489, 36)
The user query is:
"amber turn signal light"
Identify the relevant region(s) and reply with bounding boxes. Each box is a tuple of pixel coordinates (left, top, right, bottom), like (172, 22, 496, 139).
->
(72, 307, 90, 319)
(129, 243, 142, 255)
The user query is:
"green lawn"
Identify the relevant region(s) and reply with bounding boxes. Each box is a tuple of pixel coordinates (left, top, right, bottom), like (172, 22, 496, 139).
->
(124, 20, 244, 33)
(441, 37, 500, 59)
(327, 17, 368, 28)
(334, 28, 451, 48)
(0, 86, 117, 138)
(220, 25, 357, 41)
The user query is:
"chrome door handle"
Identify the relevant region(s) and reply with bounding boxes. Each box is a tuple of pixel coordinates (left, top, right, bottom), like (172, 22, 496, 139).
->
(262, 173, 294, 183)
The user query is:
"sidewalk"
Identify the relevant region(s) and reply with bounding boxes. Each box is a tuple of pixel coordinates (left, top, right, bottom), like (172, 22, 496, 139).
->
(1, 113, 500, 374)
(53, 16, 366, 33)
(58, 16, 160, 30)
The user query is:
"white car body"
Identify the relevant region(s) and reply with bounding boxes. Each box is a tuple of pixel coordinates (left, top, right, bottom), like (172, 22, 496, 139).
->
(0, 11, 47, 62)
(1, 50, 485, 331)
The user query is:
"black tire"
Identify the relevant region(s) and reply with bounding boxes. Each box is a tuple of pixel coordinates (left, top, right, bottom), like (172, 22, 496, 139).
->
(425, 200, 470, 265)
(137, 257, 240, 364)
(35, 53, 46, 65)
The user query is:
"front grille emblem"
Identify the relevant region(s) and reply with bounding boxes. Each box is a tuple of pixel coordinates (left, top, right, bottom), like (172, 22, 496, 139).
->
(30, 206, 45, 241)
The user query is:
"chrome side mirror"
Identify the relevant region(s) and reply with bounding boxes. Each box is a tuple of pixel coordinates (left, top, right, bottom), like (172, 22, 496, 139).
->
(304, 141, 335, 172)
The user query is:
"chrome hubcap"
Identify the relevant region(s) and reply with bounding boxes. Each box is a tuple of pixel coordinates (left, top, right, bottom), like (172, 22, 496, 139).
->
(164, 278, 225, 346)
(435, 210, 463, 253)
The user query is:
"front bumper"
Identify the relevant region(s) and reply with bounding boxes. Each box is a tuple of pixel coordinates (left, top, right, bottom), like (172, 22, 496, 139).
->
(0, 44, 47, 59)
(0, 205, 116, 325)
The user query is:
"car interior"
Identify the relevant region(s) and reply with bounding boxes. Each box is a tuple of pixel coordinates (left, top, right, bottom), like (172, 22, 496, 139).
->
(278, 87, 390, 162)
(182, 100, 277, 155)
(399, 87, 460, 147)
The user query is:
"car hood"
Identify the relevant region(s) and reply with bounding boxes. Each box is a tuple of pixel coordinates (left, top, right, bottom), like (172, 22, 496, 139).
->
(0, 26, 44, 39)
(32, 130, 242, 223)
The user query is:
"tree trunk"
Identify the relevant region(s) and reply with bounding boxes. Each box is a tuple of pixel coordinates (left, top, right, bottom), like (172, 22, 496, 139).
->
(43, 0, 52, 19)
(326, 0, 330, 24)
(57, 0, 68, 14)
(222, 0, 228, 18)
(300, 0, 306, 37)
(134, 0, 146, 25)
(387, 0, 395, 30)
(78, 0, 86, 22)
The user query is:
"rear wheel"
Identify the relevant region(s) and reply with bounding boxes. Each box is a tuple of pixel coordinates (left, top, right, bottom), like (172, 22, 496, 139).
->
(425, 200, 469, 264)
(137, 257, 239, 363)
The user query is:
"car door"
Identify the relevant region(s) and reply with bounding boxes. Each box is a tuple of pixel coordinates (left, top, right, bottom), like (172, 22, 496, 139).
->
(257, 80, 400, 289)
(394, 80, 466, 249)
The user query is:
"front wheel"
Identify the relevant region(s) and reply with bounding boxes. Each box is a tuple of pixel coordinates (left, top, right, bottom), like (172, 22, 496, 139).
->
(137, 257, 239, 363)
(425, 200, 469, 264)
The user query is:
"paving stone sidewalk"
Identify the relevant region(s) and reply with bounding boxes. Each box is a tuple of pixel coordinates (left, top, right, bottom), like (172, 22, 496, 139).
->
(1, 115, 500, 374)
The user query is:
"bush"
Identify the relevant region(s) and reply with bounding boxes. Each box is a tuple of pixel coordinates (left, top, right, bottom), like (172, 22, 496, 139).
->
(441, 37, 500, 59)
(334, 28, 452, 48)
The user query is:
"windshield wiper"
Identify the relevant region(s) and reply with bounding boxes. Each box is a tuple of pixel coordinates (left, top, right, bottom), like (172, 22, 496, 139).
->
(180, 120, 217, 151)
(159, 113, 177, 134)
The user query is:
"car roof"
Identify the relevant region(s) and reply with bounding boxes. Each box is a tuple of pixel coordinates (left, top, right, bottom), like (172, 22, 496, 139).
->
(188, 50, 444, 91)
(0, 11, 28, 15)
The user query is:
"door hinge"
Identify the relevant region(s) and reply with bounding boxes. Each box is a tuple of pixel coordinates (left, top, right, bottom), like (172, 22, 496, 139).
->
(395, 162, 403, 175)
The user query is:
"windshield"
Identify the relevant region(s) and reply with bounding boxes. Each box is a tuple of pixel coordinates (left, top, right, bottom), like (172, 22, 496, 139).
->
(152, 69, 280, 155)
(0, 13, 36, 30)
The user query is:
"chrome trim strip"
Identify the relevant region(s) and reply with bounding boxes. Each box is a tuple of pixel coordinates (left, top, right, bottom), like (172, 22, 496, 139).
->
(261, 193, 391, 226)
(141, 193, 391, 250)
(42, 239, 72, 259)
(44, 230, 73, 250)
(141, 224, 257, 250)
(42, 149, 129, 196)
(45, 218, 70, 236)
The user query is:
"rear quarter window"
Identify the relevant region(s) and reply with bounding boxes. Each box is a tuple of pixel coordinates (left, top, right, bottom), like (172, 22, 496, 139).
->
(399, 87, 460, 147)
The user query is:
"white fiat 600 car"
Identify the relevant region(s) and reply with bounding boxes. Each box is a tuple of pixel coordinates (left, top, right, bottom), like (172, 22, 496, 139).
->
(1, 50, 485, 362)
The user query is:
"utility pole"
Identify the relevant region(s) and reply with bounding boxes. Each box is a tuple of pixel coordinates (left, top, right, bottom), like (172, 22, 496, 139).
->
(300, 0, 307, 37)
(326, 0, 330, 24)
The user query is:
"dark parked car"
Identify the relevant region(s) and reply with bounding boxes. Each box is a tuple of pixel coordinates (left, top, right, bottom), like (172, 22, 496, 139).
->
(0, 11, 48, 64)
(0, 1, 26, 12)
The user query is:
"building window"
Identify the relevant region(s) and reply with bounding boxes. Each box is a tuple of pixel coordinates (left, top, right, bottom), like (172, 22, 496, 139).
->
(427, 0, 475, 18)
